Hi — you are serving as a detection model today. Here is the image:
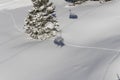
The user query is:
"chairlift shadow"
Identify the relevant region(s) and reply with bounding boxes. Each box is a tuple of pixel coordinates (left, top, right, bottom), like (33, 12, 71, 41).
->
(69, 9, 78, 19)
(54, 36, 65, 47)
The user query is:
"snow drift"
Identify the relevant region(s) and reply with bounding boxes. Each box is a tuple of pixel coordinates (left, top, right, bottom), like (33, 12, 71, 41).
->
(0, 0, 120, 80)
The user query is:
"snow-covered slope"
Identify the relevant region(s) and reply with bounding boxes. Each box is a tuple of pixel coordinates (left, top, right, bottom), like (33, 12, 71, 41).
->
(0, 0, 32, 10)
(0, 0, 120, 80)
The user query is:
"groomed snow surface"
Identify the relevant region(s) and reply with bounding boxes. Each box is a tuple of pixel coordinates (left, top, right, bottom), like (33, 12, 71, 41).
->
(0, 0, 120, 80)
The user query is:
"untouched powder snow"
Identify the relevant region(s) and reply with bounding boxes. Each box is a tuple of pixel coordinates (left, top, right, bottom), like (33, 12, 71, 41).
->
(0, 0, 32, 10)
(0, 0, 120, 80)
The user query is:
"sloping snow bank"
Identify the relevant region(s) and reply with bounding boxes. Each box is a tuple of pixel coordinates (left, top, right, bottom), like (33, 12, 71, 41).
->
(0, 0, 120, 80)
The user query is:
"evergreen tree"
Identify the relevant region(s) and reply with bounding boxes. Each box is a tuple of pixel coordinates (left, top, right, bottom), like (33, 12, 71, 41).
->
(65, 0, 111, 5)
(24, 0, 60, 40)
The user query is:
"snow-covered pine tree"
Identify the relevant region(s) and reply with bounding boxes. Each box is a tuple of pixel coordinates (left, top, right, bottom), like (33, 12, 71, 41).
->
(65, 0, 111, 5)
(65, 0, 88, 5)
(24, 0, 60, 40)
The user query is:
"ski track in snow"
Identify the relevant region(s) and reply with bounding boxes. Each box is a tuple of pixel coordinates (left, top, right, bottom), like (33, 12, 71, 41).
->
(0, 0, 120, 80)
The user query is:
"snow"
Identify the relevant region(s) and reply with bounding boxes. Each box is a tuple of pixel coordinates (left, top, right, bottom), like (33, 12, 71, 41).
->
(0, 0, 120, 80)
